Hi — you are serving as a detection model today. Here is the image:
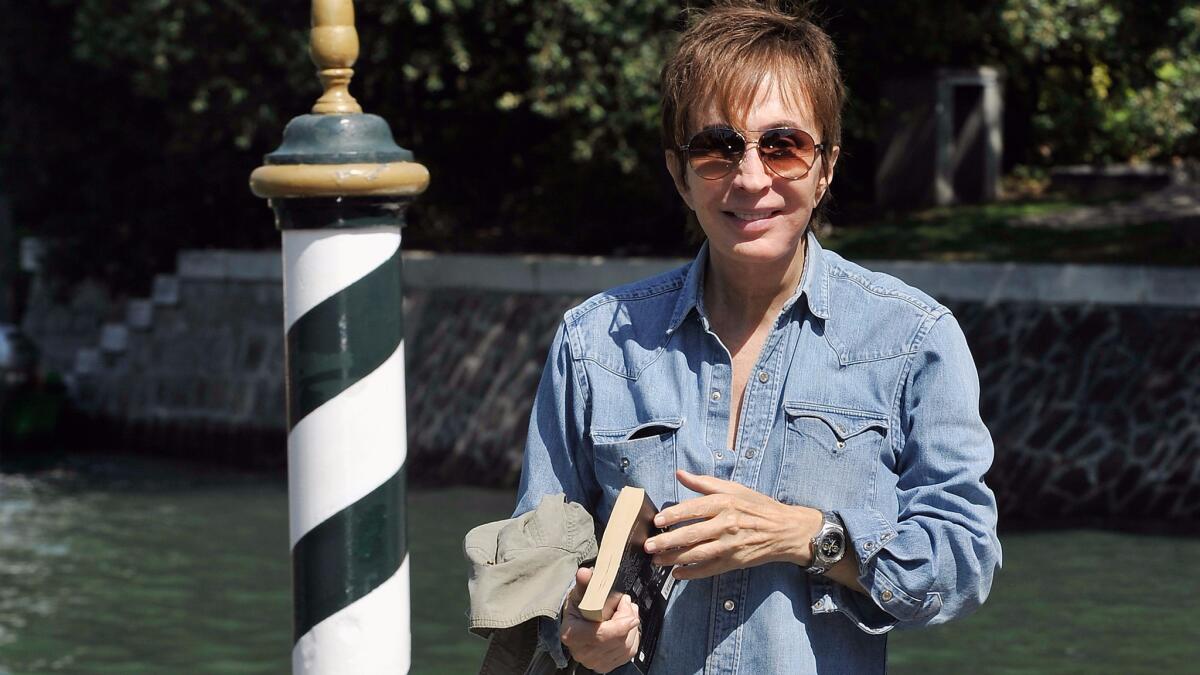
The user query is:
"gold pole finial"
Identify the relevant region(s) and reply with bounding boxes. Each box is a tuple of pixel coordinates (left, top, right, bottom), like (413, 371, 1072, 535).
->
(310, 0, 362, 114)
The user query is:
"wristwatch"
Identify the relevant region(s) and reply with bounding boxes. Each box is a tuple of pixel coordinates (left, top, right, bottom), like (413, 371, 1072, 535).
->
(805, 511, 846, 575)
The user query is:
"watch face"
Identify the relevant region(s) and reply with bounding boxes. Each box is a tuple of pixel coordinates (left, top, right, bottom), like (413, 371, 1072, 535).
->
(817, 532, 844, 561)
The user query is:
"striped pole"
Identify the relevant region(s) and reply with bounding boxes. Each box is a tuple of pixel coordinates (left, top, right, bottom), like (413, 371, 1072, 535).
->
(250, 2, 429, 672)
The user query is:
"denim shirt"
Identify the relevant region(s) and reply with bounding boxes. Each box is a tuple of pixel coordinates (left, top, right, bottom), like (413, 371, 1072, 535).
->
(514, 233, 1001, 675)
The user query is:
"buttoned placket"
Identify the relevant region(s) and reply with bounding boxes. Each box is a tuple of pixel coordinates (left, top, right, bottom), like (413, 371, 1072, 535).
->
(703, 311, 796, 675)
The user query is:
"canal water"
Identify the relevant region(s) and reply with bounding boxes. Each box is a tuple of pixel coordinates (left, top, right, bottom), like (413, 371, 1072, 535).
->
(1, 454, 1197, 674)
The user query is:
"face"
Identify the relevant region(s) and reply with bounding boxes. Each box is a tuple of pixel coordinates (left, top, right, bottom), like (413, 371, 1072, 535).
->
(666, 81, 839, 267)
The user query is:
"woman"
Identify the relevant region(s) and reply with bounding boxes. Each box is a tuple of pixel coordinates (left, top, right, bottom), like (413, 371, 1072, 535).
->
(514, 2, 1001, 673)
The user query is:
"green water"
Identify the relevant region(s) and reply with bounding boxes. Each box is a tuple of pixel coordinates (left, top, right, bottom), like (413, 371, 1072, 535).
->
(0, 456, 1197, 674)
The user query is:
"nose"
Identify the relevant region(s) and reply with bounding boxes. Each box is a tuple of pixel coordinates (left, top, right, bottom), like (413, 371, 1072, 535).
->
(731, 142, 772, 192)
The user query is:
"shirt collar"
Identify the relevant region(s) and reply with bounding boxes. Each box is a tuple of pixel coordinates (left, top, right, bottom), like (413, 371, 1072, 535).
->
(665, 231, 830, 336)
(666, 241, 708, 335)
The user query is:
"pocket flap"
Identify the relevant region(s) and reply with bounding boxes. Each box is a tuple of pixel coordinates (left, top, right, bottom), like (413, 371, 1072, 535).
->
(783, 403, 887, 441)
(589, 418, 683, 444)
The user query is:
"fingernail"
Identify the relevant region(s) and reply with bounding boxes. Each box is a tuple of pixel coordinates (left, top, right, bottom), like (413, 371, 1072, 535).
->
(654, 515, 665, 527)
(644, 540, 657, 553)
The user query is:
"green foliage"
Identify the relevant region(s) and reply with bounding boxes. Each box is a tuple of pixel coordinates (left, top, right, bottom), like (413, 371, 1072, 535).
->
(1000, 0, 1200, 162)
(1, 0, 1198, 291)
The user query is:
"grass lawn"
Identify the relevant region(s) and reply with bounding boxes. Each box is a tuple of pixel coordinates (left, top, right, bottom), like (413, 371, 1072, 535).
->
(822, 200, 1200, 267)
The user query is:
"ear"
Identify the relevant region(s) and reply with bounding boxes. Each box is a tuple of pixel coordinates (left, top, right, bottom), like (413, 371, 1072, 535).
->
(665, 150, 695, 211)
(816, 145, 840, 204)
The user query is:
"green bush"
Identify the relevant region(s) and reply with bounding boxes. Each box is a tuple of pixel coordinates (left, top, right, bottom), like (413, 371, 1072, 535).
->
(1, 1, 1197, 291)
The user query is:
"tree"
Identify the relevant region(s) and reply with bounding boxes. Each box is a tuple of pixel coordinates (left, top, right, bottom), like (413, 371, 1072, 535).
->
(2, 1, 1197, 292)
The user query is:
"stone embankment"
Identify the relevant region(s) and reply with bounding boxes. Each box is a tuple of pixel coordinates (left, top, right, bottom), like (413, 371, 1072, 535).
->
(20, 248, 1200, 522)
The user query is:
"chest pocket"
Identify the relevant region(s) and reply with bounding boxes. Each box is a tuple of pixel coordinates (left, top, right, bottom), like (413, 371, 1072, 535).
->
(590, 418, 682, 512)
(775, 403, 888, 511)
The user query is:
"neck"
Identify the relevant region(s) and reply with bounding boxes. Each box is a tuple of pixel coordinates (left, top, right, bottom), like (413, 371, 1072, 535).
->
(703, 236, 807, 332)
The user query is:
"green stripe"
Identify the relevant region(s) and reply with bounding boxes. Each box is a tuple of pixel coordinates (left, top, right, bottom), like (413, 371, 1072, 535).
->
(285, 245, 403, 430)
(292, 464, 408, 643)
(274, 197, 409, 231)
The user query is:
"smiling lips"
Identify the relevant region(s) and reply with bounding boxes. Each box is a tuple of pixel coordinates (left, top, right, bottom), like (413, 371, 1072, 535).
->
(727, 210, 780, 223)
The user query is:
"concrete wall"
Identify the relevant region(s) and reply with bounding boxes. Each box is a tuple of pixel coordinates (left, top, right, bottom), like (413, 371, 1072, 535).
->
(20, 248, 1200, 521)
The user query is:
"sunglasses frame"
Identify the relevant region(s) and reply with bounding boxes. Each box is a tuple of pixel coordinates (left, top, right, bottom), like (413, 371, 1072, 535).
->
(679, 126, 826, 181)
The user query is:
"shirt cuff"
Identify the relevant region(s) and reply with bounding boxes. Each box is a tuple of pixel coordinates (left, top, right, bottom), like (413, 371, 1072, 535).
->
(808, 575, 897, 635)
(834, 507, 943, 625)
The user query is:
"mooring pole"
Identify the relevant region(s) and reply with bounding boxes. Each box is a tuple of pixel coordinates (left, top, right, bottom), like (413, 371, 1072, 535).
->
(250, 1, 429, 672)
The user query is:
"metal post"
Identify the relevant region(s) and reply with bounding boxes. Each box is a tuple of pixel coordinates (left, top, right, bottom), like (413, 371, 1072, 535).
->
(250, 1, 429, 672)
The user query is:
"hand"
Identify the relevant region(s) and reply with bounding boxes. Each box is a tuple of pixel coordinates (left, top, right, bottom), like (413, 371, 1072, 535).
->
(644, 469, 822, 580)
(559, 567, 641, 673)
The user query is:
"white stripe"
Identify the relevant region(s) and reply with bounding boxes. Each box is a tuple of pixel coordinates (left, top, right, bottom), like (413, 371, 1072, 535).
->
(282, 228, 402, 331)
(287, 339, 407, 547)
(292, 555, 411, 675)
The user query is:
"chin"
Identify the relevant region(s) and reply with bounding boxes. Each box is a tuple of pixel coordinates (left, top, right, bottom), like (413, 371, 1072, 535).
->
(709, 228, 805, 264)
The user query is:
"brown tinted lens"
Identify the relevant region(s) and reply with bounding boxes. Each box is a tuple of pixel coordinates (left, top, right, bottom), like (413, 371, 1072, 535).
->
(686, 128, 744, 179)
(759, 128, 817, 179)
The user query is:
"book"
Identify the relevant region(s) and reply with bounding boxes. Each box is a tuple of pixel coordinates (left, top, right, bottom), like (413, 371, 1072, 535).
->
(578, 486, 676, 674)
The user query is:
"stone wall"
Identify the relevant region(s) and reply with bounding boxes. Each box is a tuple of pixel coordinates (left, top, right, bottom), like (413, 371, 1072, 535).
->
(19, 248, 1200, 521)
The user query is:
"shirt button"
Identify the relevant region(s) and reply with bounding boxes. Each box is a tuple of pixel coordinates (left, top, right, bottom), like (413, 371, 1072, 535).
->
(711, 390, 721, 401)
(758, 371, 769, 383)
(880, 590, 894, 602)
(864, 541, 875, 550)
(744, 448, 756, 459)
(723, 599, 736, 611)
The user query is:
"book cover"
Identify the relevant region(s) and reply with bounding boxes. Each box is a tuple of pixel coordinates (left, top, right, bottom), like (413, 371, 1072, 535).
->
(578, 486, 676, 674)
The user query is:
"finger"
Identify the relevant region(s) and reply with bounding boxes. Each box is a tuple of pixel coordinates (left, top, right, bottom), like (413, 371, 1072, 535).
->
(675, 469, 754, 497)
(612, 594, 641, 627)
(646, 517, 725, 553)
(596, 600, 640, 641)
(566, 567, 592, 606)
(601, 597, 639, 635)
(623, 621, 641, 658)
(611, 593, 634, 621)
(598, 587, 625, 622)
(652, 494, 727, 529)
(671, 557, 730, 581)
(653, 536, 730, 567)
(663, 539, 729, 568)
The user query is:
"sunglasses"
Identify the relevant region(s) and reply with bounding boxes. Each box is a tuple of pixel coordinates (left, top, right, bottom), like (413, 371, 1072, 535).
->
(679, 126, 825, 181)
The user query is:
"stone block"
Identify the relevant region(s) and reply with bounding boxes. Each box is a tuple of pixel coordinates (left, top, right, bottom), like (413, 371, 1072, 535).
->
(19, 237, 45, 273)
(1145, 267, 1200, 308)
(99, 324, 128, 353)
(75, 348, 101, 375)
(225, 252, 282, 282)
(126, 299, 154, 329)
(178, 251, 228, 280)
(534, 256, 684, 294)
(152, 275, 180, 306)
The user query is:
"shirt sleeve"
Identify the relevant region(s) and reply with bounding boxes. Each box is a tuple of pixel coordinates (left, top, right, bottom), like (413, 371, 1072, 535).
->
(835, 311, 1002, 631)
(512, 320, 598, 667)
(514, 320, 598, 516)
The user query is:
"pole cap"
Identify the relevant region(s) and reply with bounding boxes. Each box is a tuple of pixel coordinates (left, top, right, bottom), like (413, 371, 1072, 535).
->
(250, 0, 429, 200)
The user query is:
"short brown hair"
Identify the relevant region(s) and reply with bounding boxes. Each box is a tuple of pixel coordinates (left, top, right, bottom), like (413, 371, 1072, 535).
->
(660, 1, 845, 182)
